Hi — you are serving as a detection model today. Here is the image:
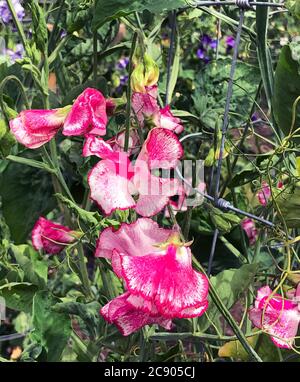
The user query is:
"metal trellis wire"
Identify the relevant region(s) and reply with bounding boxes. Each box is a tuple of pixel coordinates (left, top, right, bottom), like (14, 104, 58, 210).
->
(170, 0, 289, 275)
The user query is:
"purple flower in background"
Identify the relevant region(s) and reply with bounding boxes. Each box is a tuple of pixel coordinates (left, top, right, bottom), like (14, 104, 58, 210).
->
(210, 39, 218, 50)
(119, 74, 128, 86)
(5, 43, 24, 62)
(225, 35, 235, 53)
(0, 0, 25, 24)
(196, 48, 205, 59)
(201, 34, 212, 46)
(117, 57, 129, 70)
(251, 113, 259, 122)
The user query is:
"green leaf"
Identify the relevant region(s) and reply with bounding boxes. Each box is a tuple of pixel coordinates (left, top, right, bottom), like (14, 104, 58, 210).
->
(229, 162, 260, 187)
(62, 77, 108, 106)
(218, 332, 259, 361)
(0, 282, 37, 313)
(276, 185, 300, 228)
(198, 264, 259, 331)
(53, 301, 101, 340)
(92, 0, 188, 30)
(286, 0, 300, 19)
(256, 6, 274, 108)
(55, 193, 101, 226)
(219, 332, 283, 362)
(273, 45, 300, 140)
(0, 162, 55, 243)
(31, 291, 72, 362)
(27, 1, 48, 52)
(11, 244, 48, 288)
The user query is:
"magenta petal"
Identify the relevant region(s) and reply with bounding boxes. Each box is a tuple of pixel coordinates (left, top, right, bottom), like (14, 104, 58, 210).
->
(116, 245, 209, 318)
(88, 160, 136, 215)
(63, 88, 107, 136)
(100, 293, 172, 336)
(178, 300, 209, 318)
(83, 135, 116, 160)
(133, 164, 180, 217)
(131, 85, 160, 127)
(95, 218, 176, 258)
(138, 128, 183, 170)
(135, 194, 170, 217)
(160, 105, 184, 134)
(31, 217, 76, 254)
(249, 286, 300, 349)
(9, 109, 65, 149)
(257, 181, 271, 206)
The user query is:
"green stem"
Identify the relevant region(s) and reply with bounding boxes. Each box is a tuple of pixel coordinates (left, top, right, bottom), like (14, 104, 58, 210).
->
(124, 32, 138, 152)
(77, 245, 93, 299)
(192, 257, 263, 362)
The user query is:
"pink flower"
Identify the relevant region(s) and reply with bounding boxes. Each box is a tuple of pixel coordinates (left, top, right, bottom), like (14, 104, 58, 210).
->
(100, 292, 172, 336)
(132, 85, 160, 128)
(257, 181, 283, 206)
(62, 88, 107, 136)
(9, 108, 69, 149)
(31, 217, 78, 254)
(257, 181, 271, 206)
(249, 286, 300, 349)
(106, 130, 140, 155)
(9, 88, 108, 149)
(241, 218, 258, 245)
(160, 105, 184, 134)
(98, 218, 209, 335)
(131, 86, 184, 134)
(85, 128, 183, 217)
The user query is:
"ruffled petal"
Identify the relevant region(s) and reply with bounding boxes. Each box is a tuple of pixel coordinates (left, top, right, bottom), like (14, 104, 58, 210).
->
(138, 128, 183, 170)
(63, 88, 107, 136)
(95, 218, 176, 258)
(114, 245, 209, 318)
(31, 217, 76, 254)
(9, 109, 66, 149)
(249, 307, 300, 349)
(133, 164, 180, 217)
(100, 293, 172, 336)
(160, 106, 184, 134)
(83, 135, 116, 159)
(88, 160, 136, 215)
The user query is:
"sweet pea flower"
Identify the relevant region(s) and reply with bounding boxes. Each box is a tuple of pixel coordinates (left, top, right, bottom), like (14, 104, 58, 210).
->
(160, 105, 184, 134)
(32, 217, 79, 254)
(101, 292, 172, 336)
(257, 181, 283, 206)
(132, 85, 184, 134)
(97, 218, 209, 335)
(9, 88, 108, 148)
(84, 127, 183, 217)
(62, 88, 107, 136)
(132, 85, 160, 128)
(249, 286, 300, 349)
(241, 218, 258, 245)
(10, 106, 71, 149)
